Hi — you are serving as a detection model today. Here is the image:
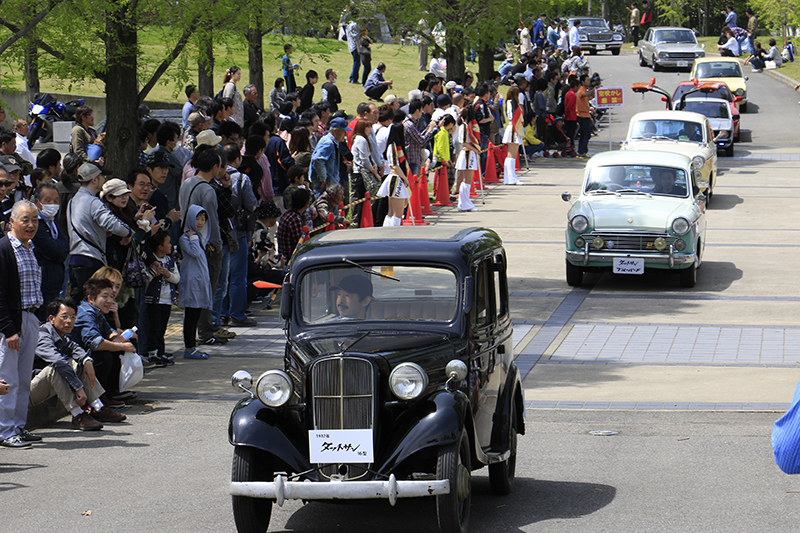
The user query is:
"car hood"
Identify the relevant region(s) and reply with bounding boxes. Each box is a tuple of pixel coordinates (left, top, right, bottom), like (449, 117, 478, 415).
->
(623, 139, 704, 158)
(577, 195, 691, 231)
(696, 76, 746, 93)
(654, 43, 703, 52)
(707, 117, 733, 130)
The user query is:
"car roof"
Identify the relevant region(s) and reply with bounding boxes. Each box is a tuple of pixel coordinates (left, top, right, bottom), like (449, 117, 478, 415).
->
(694, 57, 741, 65)
(630, 110, 709, 123)
(587, 150, 692, 168)
(292, 226, 503, 271)
(649, 26, 695, 31)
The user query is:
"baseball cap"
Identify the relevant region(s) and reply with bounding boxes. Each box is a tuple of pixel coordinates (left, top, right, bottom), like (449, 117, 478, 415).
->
(437, 94, 452, 107)
(384, 94, 398, 105)
(196, 129, 222, 147)
(0, 154, 22, 173)
(99, 178, 131, 200)
(77, 162, 113, 183)
(445, 81, 458, 91)
(146, 151, 176, 168)
(188, 111, 211, 127)
(330, 274, 373, 300)
(329, 117, 352, 131)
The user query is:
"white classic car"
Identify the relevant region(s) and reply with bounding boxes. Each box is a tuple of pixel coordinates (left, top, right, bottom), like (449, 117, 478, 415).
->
(563, 150, 707, 288)
(621, 109, 718, 205)
(677, 97, 735, 157)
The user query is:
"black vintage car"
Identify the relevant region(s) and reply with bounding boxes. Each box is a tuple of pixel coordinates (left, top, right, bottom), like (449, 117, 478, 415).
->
(568, 17, 624, 55)
(228, 226, 524, 533)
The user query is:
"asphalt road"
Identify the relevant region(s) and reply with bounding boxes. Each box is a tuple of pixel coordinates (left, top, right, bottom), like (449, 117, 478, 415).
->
(4, 51, 800, 532)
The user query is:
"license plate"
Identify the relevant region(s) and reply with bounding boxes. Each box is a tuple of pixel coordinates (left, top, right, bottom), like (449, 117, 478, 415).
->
(613, 257, 644, 275)
(677, 61, 688, 67)
(596, 44, 606, 50)
(309, 429, 374, 463)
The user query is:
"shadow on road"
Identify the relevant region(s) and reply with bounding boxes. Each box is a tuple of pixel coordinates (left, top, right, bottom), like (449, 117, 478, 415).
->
(275, 475, 615, 532)
(709, 193, 744, 210)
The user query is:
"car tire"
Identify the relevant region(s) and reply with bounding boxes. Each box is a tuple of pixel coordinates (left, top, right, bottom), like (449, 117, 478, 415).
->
(740, 103, 747, 113)
(724, 143, 734, 157)
(566, 261, 583, 287)
(680, 263, 697, 288)
(611, 47, 620, 56)
(232, 447, 273, 533)
(488, 401, 518, 495)
(436, 429, 472, 533)
(651, 56, 660, 71)
(639, 52, 646, 67)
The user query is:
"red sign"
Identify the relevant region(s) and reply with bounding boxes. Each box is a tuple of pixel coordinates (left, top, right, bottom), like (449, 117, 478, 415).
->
(595, 87, 625, 108)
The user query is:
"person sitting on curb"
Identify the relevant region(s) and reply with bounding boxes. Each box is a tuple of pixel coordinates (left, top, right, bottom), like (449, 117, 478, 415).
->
(29, 298, 126, 431)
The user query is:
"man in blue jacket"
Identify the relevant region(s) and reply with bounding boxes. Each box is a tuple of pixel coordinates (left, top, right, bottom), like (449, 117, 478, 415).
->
(310, 118, 351, 193)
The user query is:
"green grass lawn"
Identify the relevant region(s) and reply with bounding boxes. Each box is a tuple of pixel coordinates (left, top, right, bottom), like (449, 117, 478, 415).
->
(2, 30, 469, 111)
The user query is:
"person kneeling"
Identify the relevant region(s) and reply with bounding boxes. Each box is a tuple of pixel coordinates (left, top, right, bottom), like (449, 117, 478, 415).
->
(29, 298, 126, 431)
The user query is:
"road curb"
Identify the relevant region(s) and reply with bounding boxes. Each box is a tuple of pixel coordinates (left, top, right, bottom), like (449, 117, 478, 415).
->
(763, 66, 799, 89)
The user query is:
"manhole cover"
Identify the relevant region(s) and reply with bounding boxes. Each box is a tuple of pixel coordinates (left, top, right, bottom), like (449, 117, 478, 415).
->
(588, 430, 619, 436)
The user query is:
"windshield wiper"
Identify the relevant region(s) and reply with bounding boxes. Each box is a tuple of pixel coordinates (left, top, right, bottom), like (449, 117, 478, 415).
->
(343, 258, 400, 282)
(648, 135, 676, 141)
(617, 189, 652, 197)
(586, 189, 620, 195)
(342, 331, 371, 353)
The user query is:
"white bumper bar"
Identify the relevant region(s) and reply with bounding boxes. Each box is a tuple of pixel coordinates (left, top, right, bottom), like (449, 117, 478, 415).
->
(231, 474, 450, 507)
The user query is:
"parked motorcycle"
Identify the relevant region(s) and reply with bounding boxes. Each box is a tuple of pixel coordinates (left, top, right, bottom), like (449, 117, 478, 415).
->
(27, 93, 85, 148)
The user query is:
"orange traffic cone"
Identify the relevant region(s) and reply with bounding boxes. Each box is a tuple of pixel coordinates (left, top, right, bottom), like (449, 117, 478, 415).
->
(469, 178, 480, 198)
(484, 147, 500, 183)
(432, 166, 452, 206)
(360, 192, 374, 228)
(324, 212, 335, 231)
(402, 174, 429, 226)
(419, 171, 435, 215)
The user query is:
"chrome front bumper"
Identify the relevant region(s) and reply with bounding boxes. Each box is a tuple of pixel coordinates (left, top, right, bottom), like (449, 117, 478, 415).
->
(566, 248, 697, 268)
(231, 474, 450, 507)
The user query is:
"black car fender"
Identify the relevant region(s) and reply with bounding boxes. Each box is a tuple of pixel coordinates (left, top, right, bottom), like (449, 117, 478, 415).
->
(228, 398, 313, 474)
(489, 364, 526, 452)
(375, 388, 472, 475)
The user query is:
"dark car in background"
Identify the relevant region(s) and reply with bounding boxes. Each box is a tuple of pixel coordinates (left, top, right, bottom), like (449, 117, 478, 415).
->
(568, 17, 623, 55)
(228, 226, 525, 533)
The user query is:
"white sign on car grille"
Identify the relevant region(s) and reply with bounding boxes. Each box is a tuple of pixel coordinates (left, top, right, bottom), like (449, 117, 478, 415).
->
(613, 257, 645, 274)
(309, 429, 374, 463)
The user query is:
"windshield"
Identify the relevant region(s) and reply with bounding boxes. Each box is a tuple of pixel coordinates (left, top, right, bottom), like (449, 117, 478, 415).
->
(694, 61, 743, 79)
(653, 29, 697, 44)
(673, 85, 732, 102)
(681, 100, 730, 119)
(629, 119, 706, 142)
(574, 19, 609, 29)
(299, 266, 458, 324)
(585, 165, 690, 198)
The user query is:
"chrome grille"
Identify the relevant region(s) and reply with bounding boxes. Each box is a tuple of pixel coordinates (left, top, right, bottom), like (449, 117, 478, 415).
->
(589, 231, 677, 252)
(666, 52, 696, 60)
(588, 33, 612, 42)
(312, 357, 375, 480)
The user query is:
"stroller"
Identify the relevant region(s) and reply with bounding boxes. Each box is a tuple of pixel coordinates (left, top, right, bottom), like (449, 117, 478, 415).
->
(542, 115, 576, 158)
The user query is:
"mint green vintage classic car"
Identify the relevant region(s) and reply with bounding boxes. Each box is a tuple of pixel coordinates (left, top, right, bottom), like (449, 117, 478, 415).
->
(562, 150, 707, 288)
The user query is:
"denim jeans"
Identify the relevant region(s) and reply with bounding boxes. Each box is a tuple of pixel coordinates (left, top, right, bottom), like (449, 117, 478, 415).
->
(228, 236, 249, 321)
(349, 50, 361, 83)
(479, 134, 489, 174)
(211, 244, 231, 331)
(578, 117, 592, 155)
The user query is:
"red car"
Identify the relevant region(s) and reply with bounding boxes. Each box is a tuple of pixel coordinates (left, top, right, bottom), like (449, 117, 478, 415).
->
(671, 80, 741, 141)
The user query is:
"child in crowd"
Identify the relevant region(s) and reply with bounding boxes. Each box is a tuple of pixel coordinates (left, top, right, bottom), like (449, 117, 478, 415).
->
(144, 230, 179, 367)
(70, 277, 136, 407)
(92, 266, 124, 332)
(283, 166, 308, 212)
(282, 44, 299, 93)
(179, 205, 213, 360)
(430, 114, 456, 192)
(249, 202, 285, 305)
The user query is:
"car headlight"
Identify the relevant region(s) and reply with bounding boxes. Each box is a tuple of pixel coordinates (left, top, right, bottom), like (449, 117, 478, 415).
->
(674, 239, 687, 251)
(613, 34, 622, 41)
(691, 156, 705, 169)
(659, 52, 668, 58)
(255, 370, 293, 407)
(579, 35, 587, 41)
(671, 217, 691, 236)
(390, 363, 428, 400)
(575, 236, 586, 249)
(734, 88, 745, 97)
(570, 214, 589, 233)
(696, 51, 705, 57)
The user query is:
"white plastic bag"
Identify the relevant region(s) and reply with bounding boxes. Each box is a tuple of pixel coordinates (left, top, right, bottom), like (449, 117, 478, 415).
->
(119, 352, 144, 392)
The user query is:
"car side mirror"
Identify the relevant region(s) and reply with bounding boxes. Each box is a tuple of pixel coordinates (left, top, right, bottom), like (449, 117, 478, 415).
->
(744, 76, 749, 82)
(701, 42, 705, 48)
(462, 276, 474, 315)
(561, 191, 572, 203)
(734, 96, 743, 102)
(280, 281, 293, 319)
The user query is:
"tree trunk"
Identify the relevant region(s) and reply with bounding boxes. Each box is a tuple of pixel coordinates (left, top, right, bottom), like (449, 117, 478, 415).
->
(588, 0, 593, 16)
(703, 0, 709, 36)
(602, 0, 609, 20)
(104, 2, 139, 179)
(445, 31, 465, 83)
(477, 47, 493, 83)
(246, 21, 264, 109)
(24, 41, 39, 104)
(197, 28, 214, 97)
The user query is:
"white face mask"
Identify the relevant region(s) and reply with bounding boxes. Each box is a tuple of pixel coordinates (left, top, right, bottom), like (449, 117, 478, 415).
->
(333, 77, 338, 84)
(40, 203, 59, 219)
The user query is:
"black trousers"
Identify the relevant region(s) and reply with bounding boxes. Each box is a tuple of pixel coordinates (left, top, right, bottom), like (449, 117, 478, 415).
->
(92, 350, 122, 396)
(631, 26, 639, 46)
(147, 303, 171, 356)
(365, 85, 388, 100)
(184, 307, 202, 349)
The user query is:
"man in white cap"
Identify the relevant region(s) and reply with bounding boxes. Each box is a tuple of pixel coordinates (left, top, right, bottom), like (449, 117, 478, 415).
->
(67, 163, 131, 302)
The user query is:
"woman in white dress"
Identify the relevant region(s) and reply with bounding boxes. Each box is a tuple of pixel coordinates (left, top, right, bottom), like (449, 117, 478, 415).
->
(454, 106, 479, 211)
(377, 123, 410, 226)
(222, 66, 244, 127)
(501, 77, 528, 185)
